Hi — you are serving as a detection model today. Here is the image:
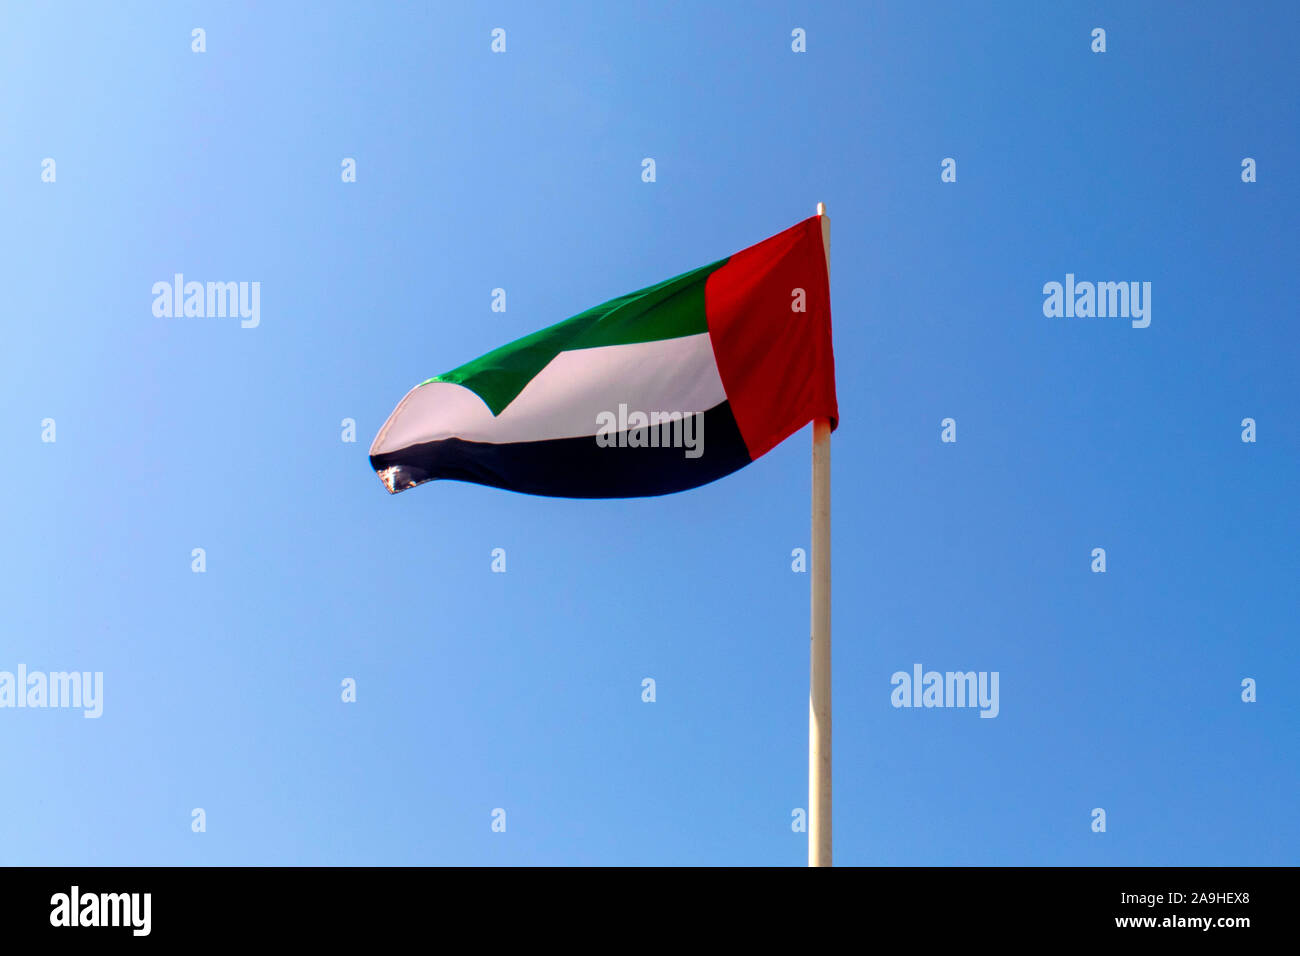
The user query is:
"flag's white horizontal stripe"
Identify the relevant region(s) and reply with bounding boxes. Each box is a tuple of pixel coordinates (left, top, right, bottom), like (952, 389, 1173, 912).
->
(371, 331, 726, 454)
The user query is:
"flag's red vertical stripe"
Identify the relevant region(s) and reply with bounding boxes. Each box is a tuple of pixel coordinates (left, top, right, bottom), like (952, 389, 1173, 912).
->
(704, 214, 838, 461)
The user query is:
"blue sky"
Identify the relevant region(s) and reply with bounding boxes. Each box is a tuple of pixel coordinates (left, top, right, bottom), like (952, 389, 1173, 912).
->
(1, 1, 1295, 865)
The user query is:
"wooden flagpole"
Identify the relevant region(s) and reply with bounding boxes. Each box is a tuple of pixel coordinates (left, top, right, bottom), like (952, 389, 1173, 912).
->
(810, 202, 832, 867)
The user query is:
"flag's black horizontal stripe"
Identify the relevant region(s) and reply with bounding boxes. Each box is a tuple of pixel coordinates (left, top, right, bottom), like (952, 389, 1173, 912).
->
(369, 401, 752, 499)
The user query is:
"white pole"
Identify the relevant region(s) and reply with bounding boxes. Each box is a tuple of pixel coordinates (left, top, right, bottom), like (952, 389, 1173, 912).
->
(809, 202, 832, 867)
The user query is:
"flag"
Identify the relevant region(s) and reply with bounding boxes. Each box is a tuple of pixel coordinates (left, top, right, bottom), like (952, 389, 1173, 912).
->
(369, 213, 837, 498)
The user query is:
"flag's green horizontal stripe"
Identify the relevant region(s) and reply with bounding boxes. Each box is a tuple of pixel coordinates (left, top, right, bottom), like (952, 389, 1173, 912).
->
(427, 257, 729, 416)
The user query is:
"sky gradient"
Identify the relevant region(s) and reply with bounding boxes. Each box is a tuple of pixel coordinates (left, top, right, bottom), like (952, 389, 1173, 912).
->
(1, 1, 1296, 865)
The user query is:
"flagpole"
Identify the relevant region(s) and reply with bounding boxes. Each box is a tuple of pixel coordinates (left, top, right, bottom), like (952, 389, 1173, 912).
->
(810, 202, 832, 867)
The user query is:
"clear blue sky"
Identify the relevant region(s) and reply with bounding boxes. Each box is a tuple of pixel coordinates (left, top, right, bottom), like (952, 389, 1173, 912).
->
(1, 1, 1295, 866)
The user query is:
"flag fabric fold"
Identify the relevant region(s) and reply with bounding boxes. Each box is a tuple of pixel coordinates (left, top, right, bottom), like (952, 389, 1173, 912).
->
(369, 213, 837, 498)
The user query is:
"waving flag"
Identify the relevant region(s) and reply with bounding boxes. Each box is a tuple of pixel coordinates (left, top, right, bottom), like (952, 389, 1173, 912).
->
(370, 212, 837, 498)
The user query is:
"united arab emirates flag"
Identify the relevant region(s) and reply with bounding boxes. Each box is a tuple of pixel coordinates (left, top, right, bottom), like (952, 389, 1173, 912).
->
(370, 213, 838, 498)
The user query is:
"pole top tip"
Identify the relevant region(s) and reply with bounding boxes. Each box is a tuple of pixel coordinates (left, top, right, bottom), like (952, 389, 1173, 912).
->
(816, 202, 827, 216)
